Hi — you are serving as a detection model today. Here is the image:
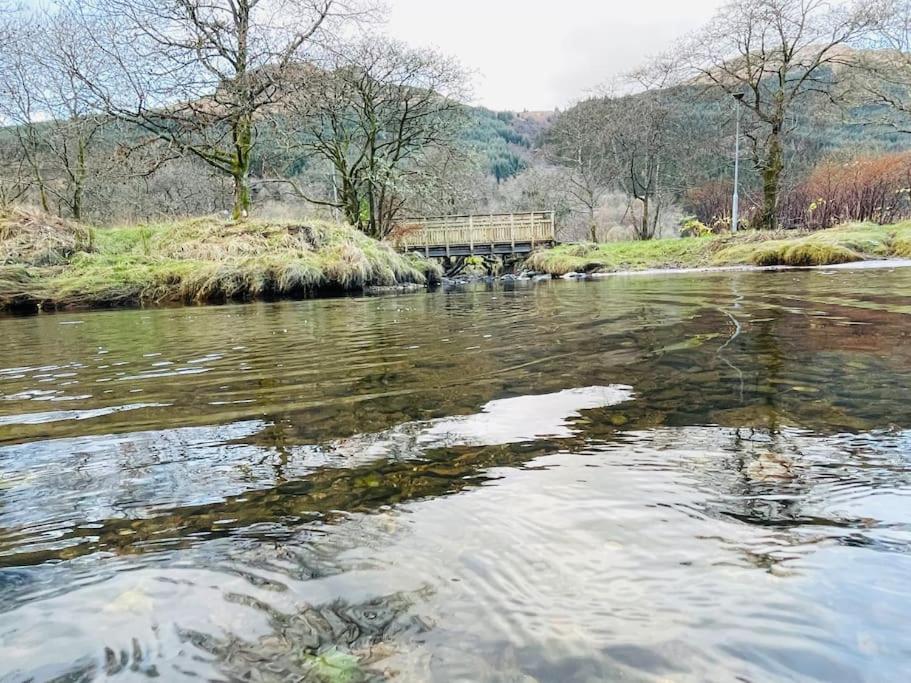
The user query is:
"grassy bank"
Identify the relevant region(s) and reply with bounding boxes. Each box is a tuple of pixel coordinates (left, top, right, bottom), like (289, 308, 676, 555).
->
(526, 222, 911, 276)
(0, 209, 441, 312)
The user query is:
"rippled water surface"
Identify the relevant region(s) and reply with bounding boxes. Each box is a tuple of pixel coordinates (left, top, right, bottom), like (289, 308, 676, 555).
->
(2, 268, 911, 682)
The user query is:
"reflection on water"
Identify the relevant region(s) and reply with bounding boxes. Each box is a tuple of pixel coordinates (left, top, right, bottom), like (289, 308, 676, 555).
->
(1, 267, 911, 681)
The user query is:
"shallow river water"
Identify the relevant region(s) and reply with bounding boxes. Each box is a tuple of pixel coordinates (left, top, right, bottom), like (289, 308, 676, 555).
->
(1, 267, 911, 682)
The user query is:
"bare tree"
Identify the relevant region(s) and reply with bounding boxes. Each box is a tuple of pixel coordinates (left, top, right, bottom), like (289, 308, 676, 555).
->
(405, 147, 493, 218)
(609, 58, 688, 240)
(0, 8, 27, 208)
(274, 37, 470, 237)
(0, 11, 52, 212)
(544, 98, 616, 241)
(0, 7, 113, 220)
(855, 0, 911, 133)
(542, 55, 691, 241)
(685, 0, 882, 229)
(69, 0, 365, 219)
(497, 164, 576, 237)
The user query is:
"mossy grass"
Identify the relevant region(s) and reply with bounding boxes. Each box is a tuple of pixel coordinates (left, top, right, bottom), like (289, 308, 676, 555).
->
(0, 210, 441, 312)
(526, 221, 911, 276)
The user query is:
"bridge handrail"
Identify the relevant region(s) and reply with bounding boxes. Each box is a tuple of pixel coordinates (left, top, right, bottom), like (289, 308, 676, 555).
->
(391, 211, 555, 251)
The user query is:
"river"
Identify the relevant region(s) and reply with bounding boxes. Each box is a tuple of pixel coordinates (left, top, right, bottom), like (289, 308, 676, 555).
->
(1, 267, 910, 681)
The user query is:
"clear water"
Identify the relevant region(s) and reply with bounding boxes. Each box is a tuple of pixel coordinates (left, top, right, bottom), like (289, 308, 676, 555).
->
(1, 267, 910, 681)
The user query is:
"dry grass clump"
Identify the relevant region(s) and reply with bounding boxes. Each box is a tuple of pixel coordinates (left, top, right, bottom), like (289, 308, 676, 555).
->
(0, 265, 41, 309)
(563, 242, 599, 258)
(145, 218, 328, 260)
(0, 207, 93, 266)
(0, 210, 440, 311)
(750, 242, 863, 266)
(524, 250, 590, 276)
(713, 222, 897, 266)
(888, 222, 911, 257)
(529, 221, 911, 276)
(526, 235, 715, 275)
(164, 226, 435, 303)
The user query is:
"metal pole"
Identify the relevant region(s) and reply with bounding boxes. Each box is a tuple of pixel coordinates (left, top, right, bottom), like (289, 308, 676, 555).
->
(731, 95, 743, 233)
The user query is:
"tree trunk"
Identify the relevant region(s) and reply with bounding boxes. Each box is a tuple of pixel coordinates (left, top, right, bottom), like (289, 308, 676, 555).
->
(589, 206, 597, 242)
(336, 173, 361, 229)
(759, 126, 784, 230)
(18, 128, 50, 214)
(639, 197, 650, 240)
(72, 136, 86, 221)
(232, 172, 251, 220)
(72, 182, 82, 221)
(366, 185, 378, 238)
(231, 114, 253, 220)
(37, 182, 50, 215)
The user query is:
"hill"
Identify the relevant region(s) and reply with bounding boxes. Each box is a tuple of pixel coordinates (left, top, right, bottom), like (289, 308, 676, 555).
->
(461, 108, 555, 182)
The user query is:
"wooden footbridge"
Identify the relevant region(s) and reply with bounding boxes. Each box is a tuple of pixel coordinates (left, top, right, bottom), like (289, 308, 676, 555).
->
(390, 211, 555, 258)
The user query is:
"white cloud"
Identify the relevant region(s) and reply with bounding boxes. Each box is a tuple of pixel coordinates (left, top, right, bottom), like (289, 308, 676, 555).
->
(385, 0, 721, 110)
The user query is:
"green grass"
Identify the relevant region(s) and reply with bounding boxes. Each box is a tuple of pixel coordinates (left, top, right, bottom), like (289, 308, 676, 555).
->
(527, 221, 911, 276)
(0, 211, 442, 312)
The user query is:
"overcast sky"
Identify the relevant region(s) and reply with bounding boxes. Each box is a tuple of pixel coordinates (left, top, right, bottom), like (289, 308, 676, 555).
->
(385, 0, 722, 111)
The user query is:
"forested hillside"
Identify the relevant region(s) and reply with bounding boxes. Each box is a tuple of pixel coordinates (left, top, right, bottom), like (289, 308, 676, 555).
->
(463, 109, 554, 182)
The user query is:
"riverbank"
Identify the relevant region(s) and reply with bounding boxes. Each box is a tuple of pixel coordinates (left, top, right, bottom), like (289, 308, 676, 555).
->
(6, 212, 911, 313)
(0, 210, 441, 312)
(526, 222, 911, 276)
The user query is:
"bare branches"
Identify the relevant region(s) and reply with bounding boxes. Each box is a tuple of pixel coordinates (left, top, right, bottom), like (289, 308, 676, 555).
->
(67, 0, 368, 218)
(680, 0, 885, 228)
(0, 5, 116, 219)
(543, 55, 689, 241)
(850, 1, 911, 132)
(544, 98, 617, 241)
(275, 37, 470, 237)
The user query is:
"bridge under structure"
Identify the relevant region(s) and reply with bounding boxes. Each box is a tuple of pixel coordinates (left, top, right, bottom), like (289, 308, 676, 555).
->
(390, 211, 556, 258)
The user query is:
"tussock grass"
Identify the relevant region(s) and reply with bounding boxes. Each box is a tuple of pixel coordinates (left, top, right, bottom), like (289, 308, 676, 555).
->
(892, 232, 911, 258)
(525, 236, 713, 275)
(0, 207, 93, 266)
(528, 221, 911, 276)
(0, 265, 41, 309)
(0, 210, 440, 312)
(712, 222, 906, 266)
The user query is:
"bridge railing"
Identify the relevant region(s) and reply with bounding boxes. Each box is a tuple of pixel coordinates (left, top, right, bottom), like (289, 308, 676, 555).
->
(390, 211, 555, 253)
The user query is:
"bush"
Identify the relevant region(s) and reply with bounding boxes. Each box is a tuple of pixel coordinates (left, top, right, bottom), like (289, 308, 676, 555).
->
(563, 242, 598, 257)
(683, 181, 732, 228)
(679, 217, 712, 238)
(780, 151, 911, 229)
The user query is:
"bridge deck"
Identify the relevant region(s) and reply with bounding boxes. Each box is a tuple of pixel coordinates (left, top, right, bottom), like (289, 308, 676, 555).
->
(390, 212, 555, 257)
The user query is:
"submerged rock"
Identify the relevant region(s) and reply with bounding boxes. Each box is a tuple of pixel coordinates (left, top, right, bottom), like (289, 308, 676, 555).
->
(364, 283, 425, 295)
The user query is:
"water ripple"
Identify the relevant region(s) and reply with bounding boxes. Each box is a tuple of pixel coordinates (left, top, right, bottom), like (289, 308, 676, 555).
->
(0, 269, 910, 680)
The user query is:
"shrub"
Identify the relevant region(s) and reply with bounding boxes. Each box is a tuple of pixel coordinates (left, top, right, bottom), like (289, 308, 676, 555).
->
(679, 217, 712, 238)
(563, 242, 598, 257)
(781, 151, 911, 229)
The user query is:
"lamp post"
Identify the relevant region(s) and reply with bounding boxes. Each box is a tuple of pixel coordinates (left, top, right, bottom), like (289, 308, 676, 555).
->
(731, 92, 744, 233)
